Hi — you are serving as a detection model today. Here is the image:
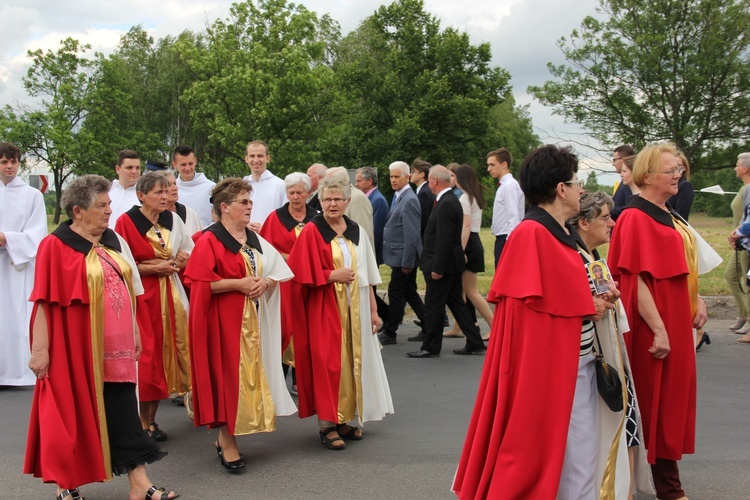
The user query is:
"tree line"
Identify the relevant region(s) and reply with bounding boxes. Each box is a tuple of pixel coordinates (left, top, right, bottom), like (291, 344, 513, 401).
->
(0, 0, 539, 222)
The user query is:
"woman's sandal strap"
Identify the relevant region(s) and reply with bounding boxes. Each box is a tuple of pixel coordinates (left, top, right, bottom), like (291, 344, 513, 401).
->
(56, 489, 81, 500)
(146, 485, 179, 500)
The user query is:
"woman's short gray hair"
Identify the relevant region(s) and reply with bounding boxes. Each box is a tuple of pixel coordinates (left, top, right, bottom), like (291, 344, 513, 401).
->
(318, 176, 351, 200)
(567, 191, 613, 226)
(136, 171, 169, 195)
(61, 175, 111, 219)
(284, 172, 312, 193)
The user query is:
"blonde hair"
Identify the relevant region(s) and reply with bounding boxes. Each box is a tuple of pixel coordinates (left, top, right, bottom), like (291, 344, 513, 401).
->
(632, 142, 678, 187)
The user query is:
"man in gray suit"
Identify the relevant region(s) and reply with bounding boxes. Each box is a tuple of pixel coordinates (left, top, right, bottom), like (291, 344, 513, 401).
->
(378, 161, 427, 345)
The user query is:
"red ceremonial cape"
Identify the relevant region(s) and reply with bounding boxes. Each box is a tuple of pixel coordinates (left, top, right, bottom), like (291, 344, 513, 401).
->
(115, 210, 173, 401)
(259, 205, 317, 353)
(24, 227, 112, 488)
(286, 215, 360, 421)
(184, 227, 262, 431)
(607, 197, 696, 463)
(453, 208, 595, 499)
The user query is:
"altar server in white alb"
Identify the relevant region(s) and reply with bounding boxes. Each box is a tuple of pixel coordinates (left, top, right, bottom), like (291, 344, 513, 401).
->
(0, 142, 48, 386)
(173, 145, 216, 228)
(108, 149, 142, 229)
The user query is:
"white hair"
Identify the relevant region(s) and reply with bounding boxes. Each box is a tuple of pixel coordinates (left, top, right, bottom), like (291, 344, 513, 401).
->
(284, 172, 312, 192)
(388, 161, 409, 177)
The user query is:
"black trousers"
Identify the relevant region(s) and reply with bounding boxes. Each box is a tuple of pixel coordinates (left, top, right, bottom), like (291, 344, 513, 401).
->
(420, 271, 483, 354)
(104, 382, 166, 476)
(383, 267, 426, 337)
(494, 234, 508, 269)
(373, 286, 390, 321)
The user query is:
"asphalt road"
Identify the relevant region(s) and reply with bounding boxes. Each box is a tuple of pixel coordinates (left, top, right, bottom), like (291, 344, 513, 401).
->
(1, 318, 748, 499)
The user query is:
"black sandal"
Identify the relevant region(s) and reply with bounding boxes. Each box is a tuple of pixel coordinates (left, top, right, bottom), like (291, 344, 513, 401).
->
(337, 423, 363, 441)
(319, 427, 346, 450)
(145, 485, 180, 500)
(56, 489, 83, 500)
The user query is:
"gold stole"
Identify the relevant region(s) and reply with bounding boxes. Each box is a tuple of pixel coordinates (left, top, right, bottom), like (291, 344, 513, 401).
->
(672, 216, 699, 318)
(331, 237, 363, 424)
(85, 245, 137, 481)
(234, 248, 276, 434)
(280, 225, 306, 367)
(145, 226, 191, 394)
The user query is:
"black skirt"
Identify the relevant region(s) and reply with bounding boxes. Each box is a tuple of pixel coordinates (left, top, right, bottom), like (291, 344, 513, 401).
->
(464, 232, 486, 273)
(103, 382, 167, 475)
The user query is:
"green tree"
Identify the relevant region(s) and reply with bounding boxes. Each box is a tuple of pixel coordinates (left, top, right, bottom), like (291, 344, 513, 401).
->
(1, 38, 101, 222)
(179, 0, 341, 178)
(528, 0, 750, 168)
(83, 27, 204, 172)
(325, 0, 512, 178)
(584, 170, 601, 191)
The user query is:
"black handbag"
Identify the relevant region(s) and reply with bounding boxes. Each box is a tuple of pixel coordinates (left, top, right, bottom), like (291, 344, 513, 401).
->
(593, 324, 624, 412)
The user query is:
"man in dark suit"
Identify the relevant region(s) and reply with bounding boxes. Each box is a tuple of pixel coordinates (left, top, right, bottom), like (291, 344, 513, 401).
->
(355, 166, 388, 265)
(407, 166, 485, 358)
(306, 163, 327, 211)
(410, 159, 435, 239)
(377, 161, 426, 345)
(355, 166, 390, 321)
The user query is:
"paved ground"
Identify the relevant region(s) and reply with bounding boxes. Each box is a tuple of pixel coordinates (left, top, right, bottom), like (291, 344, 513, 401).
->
(1, 318, 748, 499)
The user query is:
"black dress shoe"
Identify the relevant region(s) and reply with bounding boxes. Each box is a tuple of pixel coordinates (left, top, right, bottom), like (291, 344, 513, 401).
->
(453, 347, 487, 355)
(378, 332, 397, 345)
(414, 319, 422, 327)
(407, 349, 438, 358)
(407, 333, 427, 342)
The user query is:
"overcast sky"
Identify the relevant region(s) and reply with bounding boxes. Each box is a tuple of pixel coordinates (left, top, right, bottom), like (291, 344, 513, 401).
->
(0, 0, 617, 180)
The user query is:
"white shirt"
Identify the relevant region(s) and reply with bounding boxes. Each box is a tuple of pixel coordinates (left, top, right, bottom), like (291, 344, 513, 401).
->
(459, 193, 482, 233)
(0, 177, 47, 386)
(109, 180, 140, 229)
(435, 187, 452, 201)
(491, 172, 525, 237)
(177, 172, 216, 228)
(243, 170, 287, 224)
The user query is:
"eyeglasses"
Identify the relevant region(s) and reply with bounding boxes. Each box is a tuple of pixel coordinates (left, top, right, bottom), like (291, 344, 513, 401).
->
(595, 214, 612, 222)
(231, 199, 253, 206)
(322, 197, 346, 204)
(658, 166, 685, 176)
(564, 179, 584, 188)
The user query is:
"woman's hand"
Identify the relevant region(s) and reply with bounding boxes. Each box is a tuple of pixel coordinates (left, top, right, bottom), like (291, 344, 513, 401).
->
(585, 296, 614, 322)
(135, 324, 142, 361)
(28, 349, 49, 380)
(140, 258, 179, 277)
(693, 297, 708, 329)
(329, 267, 356, 284)
(371, 315, 382, 335)
(649, 329, 671, 359)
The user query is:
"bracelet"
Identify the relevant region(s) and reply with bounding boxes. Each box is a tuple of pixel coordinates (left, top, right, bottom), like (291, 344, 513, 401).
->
(264, 278, 271, 288)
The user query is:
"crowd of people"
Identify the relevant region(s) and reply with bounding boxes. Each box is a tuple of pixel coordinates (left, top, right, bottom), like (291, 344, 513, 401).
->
(0, 137, 740, 499)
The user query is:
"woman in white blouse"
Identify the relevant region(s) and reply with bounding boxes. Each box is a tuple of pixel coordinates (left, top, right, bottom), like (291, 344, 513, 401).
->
(453, 164, 493, 340)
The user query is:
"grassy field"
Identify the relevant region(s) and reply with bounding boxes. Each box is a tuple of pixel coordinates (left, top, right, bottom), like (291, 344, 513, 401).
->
(49, 213, 735, 296)
(377, 212, 735, 296)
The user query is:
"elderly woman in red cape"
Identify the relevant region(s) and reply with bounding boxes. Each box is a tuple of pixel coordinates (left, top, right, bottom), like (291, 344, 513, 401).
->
(608, 143, 706, 500)
(259, 172, 318, 387)
(25, 175, 177, 500)
(453, 145, 613, 499)
(287, 175, 393, 451)
(185, 178, 295, 472)
(115, 172, 194, 442)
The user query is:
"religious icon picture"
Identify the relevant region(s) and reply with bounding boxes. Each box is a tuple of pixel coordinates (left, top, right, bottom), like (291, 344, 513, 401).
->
(587, 260, 613, 295)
